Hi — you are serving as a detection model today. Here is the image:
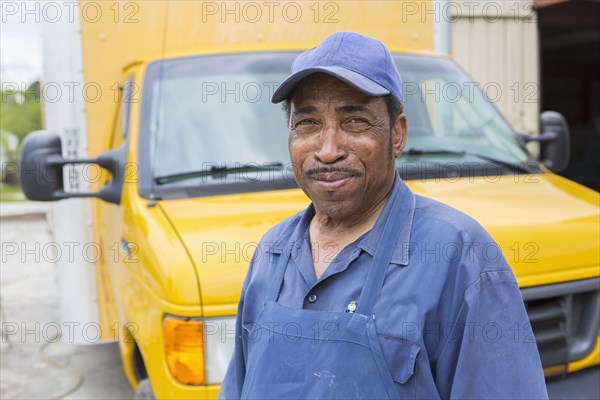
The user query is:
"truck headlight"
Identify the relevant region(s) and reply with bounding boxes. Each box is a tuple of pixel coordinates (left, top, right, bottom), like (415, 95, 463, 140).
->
(163, 315, 236, 386)
(203, 316, 237, 384)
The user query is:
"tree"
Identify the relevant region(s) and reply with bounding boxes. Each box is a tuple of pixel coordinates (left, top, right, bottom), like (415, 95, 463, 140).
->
(0, 80, 42, 184)
(1, 80, 42, 141)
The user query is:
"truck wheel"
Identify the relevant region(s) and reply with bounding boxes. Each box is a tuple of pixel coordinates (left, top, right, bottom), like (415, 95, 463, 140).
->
(133, 379, 155, 400)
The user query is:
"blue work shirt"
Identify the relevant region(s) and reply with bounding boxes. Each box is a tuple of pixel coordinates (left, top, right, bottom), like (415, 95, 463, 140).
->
(220, 174, 548, 399)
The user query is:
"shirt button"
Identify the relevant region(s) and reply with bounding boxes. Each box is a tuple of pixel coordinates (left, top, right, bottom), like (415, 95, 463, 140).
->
(308, 294, 318, 303)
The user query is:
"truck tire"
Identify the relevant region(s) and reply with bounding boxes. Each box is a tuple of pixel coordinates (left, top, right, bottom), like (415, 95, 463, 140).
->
(133, 379, 155, 400)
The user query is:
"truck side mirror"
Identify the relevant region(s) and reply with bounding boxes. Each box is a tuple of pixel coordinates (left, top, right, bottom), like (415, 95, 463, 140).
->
(518, 111, 570, 172)
(19, 130, 128, 205)
(19, 130, 69, 201)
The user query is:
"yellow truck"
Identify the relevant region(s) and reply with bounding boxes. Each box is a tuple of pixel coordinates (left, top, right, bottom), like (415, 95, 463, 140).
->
(19, 1, 599, 398)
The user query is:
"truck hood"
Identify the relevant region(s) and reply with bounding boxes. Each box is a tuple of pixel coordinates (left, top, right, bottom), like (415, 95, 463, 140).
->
(159, 172, 599, 313)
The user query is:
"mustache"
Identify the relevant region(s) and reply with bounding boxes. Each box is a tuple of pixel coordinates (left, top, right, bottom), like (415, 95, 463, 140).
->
(305, 166, 363, 178)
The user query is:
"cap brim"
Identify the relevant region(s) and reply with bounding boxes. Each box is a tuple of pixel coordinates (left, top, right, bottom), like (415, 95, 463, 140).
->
(271, 66, 390, 103)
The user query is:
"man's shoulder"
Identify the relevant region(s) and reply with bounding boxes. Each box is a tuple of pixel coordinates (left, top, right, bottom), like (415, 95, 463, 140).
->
(257, 208, 307, 251)
(242, 210, 306, 296)
(411, 194, 509, 271)
(413, 194, 489, 240)
(409, 195, 515, 299)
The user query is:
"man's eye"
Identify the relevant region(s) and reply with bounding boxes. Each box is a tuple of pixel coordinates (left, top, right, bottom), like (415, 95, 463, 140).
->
(348, 118, 367, 124)
(294, 119, 316, 128)
(344, 118, 370, 130)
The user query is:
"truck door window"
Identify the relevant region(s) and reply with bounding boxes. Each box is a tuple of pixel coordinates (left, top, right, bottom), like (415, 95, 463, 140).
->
(110, 77, 134, 149)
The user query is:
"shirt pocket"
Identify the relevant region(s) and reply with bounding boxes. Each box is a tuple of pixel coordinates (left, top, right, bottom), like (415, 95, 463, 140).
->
(378, 335, 420, 385)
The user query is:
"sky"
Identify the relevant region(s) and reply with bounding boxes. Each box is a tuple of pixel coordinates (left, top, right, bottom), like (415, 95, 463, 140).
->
(1, 3, 43, 89)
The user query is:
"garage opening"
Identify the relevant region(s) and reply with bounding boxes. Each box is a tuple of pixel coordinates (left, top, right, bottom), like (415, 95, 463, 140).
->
(536, 0, 600, 190)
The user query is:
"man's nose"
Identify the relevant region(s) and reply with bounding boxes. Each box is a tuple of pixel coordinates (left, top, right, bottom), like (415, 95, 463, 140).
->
(314, 125, 347, 164)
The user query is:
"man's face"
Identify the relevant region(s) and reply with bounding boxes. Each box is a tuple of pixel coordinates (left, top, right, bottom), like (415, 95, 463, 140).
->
(288, 73, 407, 220)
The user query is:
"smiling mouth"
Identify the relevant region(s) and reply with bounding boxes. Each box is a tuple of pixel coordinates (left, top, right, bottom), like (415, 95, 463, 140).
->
(311, 172, 354, 190)
(305, 167, 362, 191)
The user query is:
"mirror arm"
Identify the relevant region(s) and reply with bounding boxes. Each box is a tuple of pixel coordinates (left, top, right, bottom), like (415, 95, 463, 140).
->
(44, 158, 105, 200)
(45, 153, 125, 204)
(50, 154, 122, 180)
(518, 131, 559, 144)
(20, 132, 128, 204)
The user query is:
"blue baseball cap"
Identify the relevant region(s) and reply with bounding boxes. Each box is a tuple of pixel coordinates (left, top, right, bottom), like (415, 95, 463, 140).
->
(271, 32, 403, 104)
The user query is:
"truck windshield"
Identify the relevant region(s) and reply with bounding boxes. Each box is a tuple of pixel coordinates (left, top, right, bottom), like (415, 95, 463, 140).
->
(141, 52, 536, 197)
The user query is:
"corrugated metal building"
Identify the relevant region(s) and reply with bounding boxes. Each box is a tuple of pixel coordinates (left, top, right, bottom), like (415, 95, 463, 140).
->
(448, 0, 599, 189)
(450, 0, 540, 135)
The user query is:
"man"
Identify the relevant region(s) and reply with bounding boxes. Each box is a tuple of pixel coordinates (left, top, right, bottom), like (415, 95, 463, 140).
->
(219, 32, 547, 399)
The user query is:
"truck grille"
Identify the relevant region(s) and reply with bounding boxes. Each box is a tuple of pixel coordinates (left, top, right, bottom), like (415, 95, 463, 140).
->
(522, 277, 600, 368)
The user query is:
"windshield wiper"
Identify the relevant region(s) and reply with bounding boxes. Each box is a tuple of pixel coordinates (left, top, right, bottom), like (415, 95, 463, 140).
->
(404, 148, 537, 174)
(405, 148, 466, 157)
(155, 162, 284, 185)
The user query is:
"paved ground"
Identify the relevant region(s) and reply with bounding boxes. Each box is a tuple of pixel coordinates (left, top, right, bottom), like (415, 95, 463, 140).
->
(0, 206, 133, 399)
(546, 367, 600, 399)
(1, 202, 598, 399)
(0, 202, 49, 220)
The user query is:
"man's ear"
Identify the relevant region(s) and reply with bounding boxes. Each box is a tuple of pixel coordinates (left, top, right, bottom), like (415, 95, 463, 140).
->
(392, 114, 408, 158)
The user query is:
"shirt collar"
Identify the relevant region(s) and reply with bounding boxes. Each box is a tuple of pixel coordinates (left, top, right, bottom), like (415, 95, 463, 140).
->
(359, 173, 415, 266)
(268, 172, 415, 266)
(268, 204, 314, 254)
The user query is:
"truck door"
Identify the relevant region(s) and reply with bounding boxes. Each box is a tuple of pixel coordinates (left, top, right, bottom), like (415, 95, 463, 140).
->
(95, 77, 134, 339)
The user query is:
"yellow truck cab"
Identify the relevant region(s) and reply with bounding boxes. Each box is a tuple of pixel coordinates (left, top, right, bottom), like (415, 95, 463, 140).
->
(19, 1, 599, 398)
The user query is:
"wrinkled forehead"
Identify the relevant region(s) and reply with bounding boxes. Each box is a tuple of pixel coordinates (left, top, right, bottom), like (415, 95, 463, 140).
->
(290, 73, 377, 108)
